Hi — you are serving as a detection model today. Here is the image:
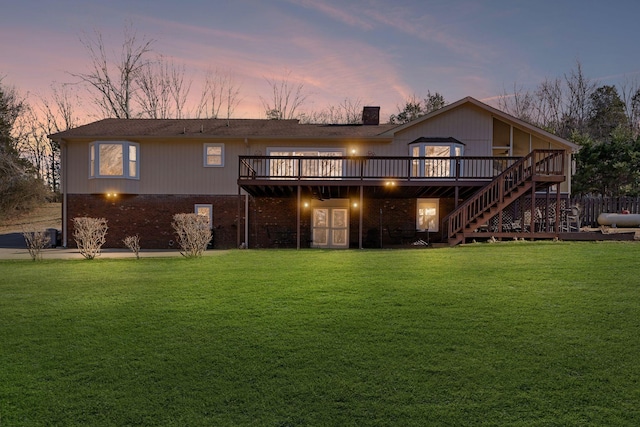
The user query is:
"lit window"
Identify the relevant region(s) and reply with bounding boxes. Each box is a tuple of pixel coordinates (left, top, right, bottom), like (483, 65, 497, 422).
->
(89, 141, 139, 179)
(195, 204, 213, 228)
(204, 144, 224, 167)
(410, 139, 464, 178)
(417, 198, 439, 232)
(268, 149, 343, 179)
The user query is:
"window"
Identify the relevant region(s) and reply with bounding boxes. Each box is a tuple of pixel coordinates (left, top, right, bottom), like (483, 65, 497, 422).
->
(268, 149, 344, 178)
(89, 141, 139, 179)
(195, 204, 213, 228)
(204, 143, 224, 167)
(417, 199, 439, 232)
(410, 139, 464, 178)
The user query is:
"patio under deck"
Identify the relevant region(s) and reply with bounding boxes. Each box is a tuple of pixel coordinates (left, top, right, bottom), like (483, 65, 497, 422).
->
(237, 154, 566, 248)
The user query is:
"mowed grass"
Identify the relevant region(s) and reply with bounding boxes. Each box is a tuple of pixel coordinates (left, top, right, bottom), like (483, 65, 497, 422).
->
(1, 242, 639, 426)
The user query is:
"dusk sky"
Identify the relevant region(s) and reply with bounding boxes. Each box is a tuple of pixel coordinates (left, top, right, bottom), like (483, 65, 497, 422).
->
(2, 0, 639, 121)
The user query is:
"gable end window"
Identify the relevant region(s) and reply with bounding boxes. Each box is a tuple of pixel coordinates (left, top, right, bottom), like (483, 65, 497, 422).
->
(204, 143, 224, 167)
(89, 141, 139, 179)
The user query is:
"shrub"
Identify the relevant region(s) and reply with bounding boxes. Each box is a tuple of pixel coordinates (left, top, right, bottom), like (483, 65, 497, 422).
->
(172, 213, 212, 258)
(123, 235, 141, 259)
(22, 229, 51, 261)
(72, 217, 108, 259)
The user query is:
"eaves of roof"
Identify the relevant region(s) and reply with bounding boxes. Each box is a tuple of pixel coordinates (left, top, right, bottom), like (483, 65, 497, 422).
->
(49, 118, 397, 142)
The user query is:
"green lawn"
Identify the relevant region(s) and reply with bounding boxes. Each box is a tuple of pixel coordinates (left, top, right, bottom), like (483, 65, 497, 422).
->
(1, 242, 639, 426)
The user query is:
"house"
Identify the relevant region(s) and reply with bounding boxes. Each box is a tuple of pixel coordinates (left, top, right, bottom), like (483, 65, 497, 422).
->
(49, 96, 579, 249)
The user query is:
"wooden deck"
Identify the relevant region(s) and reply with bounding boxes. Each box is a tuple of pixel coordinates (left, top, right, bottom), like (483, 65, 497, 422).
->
(238, 155, 520, 199)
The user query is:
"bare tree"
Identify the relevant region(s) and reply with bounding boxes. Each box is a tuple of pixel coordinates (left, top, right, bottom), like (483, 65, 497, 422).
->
(302, 98, 363, 124)
(619, 76, 640, 137)
(196, 68, 241, 119)
(563, 60, 596, 135)
(497, 83, 535, 123)
(260, 70, 307, 120)
(35, 84, 80, 185)
(13, 105, 47, 181)
(71, 23, 154, 118)
(136, 55, 192, 119)
(533, 77, 564, 134)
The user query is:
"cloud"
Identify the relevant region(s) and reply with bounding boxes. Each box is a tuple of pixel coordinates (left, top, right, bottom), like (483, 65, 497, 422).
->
(284, 0, 374, 31)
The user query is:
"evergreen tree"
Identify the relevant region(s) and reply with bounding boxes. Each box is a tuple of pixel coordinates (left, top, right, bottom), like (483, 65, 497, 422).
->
(0, 80, 49, 218)
(587, 85, 628, 142)
(572, 128, 640, 196)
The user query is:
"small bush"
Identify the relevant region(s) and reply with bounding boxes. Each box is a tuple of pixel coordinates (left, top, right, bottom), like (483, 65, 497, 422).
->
(22, 229, 51, 261)
(172, 213, 212, 258)
(72, 217, 108, 259)
(123, 235, 141, 259)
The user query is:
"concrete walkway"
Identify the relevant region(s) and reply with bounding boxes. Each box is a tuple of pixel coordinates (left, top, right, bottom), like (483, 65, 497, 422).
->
(0, 247, 224, 260)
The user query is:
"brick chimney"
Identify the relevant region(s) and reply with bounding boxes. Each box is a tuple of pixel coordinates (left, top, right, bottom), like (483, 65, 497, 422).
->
(362, 106, 380, 125)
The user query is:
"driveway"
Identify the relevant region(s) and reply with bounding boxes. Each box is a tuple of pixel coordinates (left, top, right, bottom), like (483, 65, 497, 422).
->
(0, 232, 27, 249)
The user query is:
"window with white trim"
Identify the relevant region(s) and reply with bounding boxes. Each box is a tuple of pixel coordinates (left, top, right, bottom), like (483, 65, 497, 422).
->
(195, 204, 213, 228)
(417, 198, 439, 232)
(204, 143, 224, 167)
(410, 140, 464, 177)
(268, 148, 344, 178)
(89, 141, 139, 179)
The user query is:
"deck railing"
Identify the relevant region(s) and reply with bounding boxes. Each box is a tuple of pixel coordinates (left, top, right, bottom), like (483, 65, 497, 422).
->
(239, 155, 522, 182)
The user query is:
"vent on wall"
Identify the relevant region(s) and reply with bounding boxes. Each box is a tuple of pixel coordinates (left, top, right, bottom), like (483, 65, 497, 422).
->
(362, 106, 380, 125)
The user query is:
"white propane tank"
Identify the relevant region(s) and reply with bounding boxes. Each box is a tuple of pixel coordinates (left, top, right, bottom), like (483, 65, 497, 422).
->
(597, 213, 640, 227)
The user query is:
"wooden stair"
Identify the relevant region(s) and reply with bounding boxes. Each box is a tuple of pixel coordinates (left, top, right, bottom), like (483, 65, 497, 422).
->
(444, 150, 565, 246)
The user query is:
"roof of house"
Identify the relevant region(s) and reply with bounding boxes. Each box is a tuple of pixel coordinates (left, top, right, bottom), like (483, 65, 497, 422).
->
(382, 96, 580, 151)
(49, 96, 578, 151)
(49, 118, 398, 140)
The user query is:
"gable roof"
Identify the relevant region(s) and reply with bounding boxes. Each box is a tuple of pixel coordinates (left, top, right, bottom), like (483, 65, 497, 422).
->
(49, 118, 397, 141)
(381, 96, 580, 151)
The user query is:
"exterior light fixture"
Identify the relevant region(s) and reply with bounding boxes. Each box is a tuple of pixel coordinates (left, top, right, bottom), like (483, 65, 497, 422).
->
(303, 202, 309, 208)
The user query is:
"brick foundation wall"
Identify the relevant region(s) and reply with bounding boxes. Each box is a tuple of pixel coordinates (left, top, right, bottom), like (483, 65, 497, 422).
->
(66, 194, 245, 249)
(246, 197, 306, 248)
(245, 197, 455, 248)
(65, 194, 456, 249)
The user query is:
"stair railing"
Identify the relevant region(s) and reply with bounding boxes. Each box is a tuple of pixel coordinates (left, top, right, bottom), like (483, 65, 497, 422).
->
(443, 149, 564, 241)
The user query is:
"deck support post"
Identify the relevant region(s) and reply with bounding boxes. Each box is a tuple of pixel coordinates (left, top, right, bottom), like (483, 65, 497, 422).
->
(237, 186, 242, 248)
(296, 185, 301, 250)
(359, 185, 364, 249)
(555, 185, 561, 235)
(530, 182, 536, 237)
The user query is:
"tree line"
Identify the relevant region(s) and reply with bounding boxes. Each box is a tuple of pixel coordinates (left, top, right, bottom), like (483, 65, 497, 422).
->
(2, 24, 640, 219)
(496, 61, 640, 197)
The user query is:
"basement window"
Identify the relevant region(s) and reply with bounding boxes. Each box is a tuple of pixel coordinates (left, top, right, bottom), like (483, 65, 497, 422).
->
(89, 141, 139, 179)
(417, 198, 439, 232)
(195, 204, 213, 228)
